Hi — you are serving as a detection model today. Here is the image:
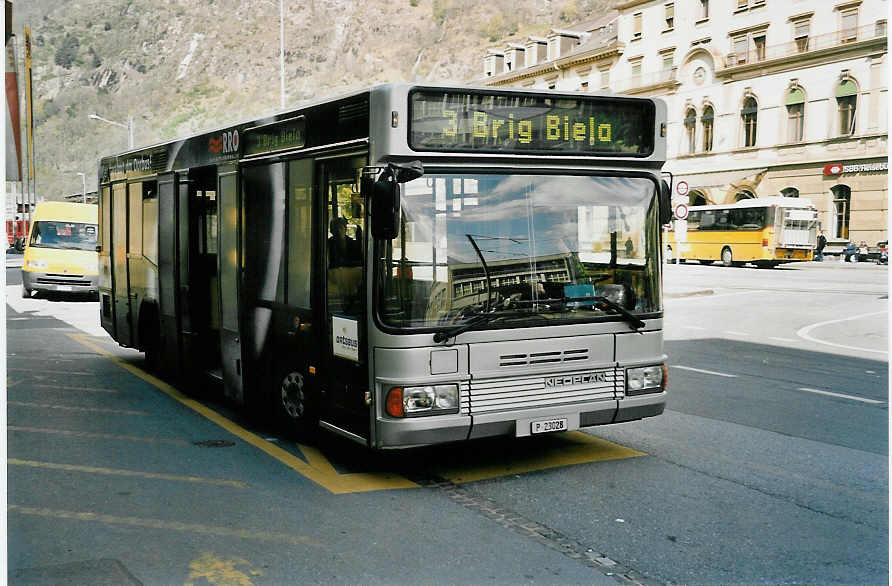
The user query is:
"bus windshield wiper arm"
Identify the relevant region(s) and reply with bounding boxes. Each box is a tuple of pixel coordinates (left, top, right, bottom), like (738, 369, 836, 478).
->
(433, 311, 501, 344)
(591, 295, 646, 332)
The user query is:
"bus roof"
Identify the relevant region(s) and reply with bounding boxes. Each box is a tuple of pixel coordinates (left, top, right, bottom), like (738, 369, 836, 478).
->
(32, 201, 98, 223)
(689, 196, 815, 212)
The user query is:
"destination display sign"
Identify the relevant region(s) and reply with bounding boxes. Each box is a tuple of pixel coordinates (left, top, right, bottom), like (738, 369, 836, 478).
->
(243, 116, 306, 156)
(409, 89, 654, 156)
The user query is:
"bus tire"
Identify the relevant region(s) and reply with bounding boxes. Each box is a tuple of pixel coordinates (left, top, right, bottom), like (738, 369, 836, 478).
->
(721, 247, 734, 267)
(273, 370, 316, 436)
(21, 286, 30, 299)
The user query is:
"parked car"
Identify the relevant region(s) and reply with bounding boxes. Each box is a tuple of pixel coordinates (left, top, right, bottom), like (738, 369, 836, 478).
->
(876, 241, 888, 264)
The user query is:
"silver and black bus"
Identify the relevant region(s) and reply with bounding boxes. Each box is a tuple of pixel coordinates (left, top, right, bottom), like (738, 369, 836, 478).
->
(98, 83, 672, 449)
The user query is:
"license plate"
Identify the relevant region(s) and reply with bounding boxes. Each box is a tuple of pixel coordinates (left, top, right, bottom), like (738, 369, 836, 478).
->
(57, 285, 73, 291)
(531, 417, 568, 434)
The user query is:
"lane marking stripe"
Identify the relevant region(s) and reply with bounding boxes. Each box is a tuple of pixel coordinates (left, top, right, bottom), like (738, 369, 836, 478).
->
(8, 426, 190, 446)
(724, 331, 750, 336)
(8, 505, 317, 546)
(67, 334, 419, 495)
(796, 388, 885, 405)
(796, 310, 889, 355)
(671, 365, 738, 378)
(8, 401, 147, 416)
(9, 458, 249, 488)
(768, 337, 797, 343)
(8, 368, 94, 375)
(27, 383, 119, 394)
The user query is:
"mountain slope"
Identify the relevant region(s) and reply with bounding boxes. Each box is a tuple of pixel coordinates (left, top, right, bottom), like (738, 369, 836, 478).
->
(12, 0, 612, 197)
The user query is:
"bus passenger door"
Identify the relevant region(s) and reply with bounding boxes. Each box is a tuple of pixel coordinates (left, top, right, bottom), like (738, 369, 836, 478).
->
(318, 155, 369, 443)
(218, 165, 244, 404)
(111, 181, 133, 346)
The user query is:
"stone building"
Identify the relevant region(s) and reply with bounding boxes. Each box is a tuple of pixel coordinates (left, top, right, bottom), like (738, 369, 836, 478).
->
(480, 0, 888, 246)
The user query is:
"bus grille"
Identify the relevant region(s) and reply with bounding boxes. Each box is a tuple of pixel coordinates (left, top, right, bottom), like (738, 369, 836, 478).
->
(468, 368, 622, 414)
(36, 276, 91, 287)
(499, 348, 589, 368)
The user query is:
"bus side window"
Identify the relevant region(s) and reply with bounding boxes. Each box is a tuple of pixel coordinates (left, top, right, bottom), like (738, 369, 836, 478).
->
(287, 159, 313, 309)
(687, 210, 700, 230)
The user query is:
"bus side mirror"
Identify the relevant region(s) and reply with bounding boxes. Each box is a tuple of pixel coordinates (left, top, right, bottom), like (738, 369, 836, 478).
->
(659, 180, 672, 225)
(365, 161, 424, 240)
(365, 174, 400, 240)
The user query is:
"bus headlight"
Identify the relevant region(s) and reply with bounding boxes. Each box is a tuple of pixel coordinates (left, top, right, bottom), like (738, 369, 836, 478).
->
(25, 259, 47, 269)
(385, 384, 459, 417)
(626, 364, 667, 396)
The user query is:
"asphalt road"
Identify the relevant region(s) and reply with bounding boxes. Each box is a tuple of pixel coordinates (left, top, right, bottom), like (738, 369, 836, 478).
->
(5, 261, 889, 585)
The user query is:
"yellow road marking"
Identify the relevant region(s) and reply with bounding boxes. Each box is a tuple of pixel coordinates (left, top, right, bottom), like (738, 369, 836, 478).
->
(433, 431, 645, 484)
(68, 334, 418, 495)
(8, 505, 317, 546)
(8, 401, 148, 416)
(185, 552, 263, 586)
(8, 425, 191, 446)
(9, 458, 249, 488)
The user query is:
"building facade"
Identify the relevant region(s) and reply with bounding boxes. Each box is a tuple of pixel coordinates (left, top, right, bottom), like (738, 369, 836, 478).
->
(481, 0, 888, 246)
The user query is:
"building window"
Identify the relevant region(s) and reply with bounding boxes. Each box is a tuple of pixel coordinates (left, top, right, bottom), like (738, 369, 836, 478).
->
(841, 9, 858, 42)
(753, 35, 766, 60)
(781, 187, 799, 198)
(785, 87, 805, 143)
(662, 52, 674, 69)
(735, 189, 755, 201)
(831, 184, 851, 240)
(664, 3, 674, 30)
(741, 96, 758, 147)
(633, 12, 643, 38)
(599, 67, 610, 90)
(701, 105, 714, 152)
(737, 0, 748, 10)
(699, 0, 710, 20)
(732, 36, 748, 64)
(684, 108, 697, 154)
(689, 191, 707, 206)
(579, 81, 589, 92)
(877, 20, 887, 37)
(836, 79, 857, 136)
(793, 19, 811, 52)
(630, 58, 642, 79)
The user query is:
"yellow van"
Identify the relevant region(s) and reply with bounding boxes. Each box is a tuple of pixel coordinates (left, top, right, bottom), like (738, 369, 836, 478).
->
(21, 201, 99, 298)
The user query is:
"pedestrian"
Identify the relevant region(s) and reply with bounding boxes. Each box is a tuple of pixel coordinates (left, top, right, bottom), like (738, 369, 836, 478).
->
(815, 231, 827, 262)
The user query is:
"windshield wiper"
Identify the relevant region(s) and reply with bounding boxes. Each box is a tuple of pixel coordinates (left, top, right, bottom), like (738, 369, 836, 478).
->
(433, 311, 501, 344)
(562, 295, 646, 333)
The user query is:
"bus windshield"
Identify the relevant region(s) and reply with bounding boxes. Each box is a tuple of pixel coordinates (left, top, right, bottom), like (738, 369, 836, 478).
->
(377, 173, 662, 331)
(29, 221, 98, 251)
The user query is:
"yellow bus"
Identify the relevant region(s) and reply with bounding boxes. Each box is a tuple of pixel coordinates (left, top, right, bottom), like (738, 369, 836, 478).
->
(666, 196, 817, 267)
(21, 201, 99, 298)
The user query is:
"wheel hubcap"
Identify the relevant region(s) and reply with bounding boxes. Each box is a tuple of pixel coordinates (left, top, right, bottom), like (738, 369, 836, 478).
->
(280, 372, 305, 419)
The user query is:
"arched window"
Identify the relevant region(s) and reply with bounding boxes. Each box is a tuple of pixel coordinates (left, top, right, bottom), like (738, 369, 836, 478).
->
(831, 184, 851, 239)
(735, 190, 755, 201)
(701, 105, 714, 152)
(836, 79, 857, 136)
(689, 190, 707, 206)
(785, 87, 805, 142)
(781, 187, 799, 198)
(684, 108, 697, 154)
(741, 96, 758, 147)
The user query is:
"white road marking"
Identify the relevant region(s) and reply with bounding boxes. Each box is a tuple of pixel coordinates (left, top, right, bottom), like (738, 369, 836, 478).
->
(768, 337, 797, 343)
(672, 365, 738, 378)
(796, 387, 884, 405)
(683, 325, 707, 330)
(725, 331, 750, 336)
(795, 310, 889, 355)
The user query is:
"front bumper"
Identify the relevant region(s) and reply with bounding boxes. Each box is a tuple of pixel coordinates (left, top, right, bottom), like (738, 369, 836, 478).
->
(22, 270, 99, 294)
(374, 391, 666, 449)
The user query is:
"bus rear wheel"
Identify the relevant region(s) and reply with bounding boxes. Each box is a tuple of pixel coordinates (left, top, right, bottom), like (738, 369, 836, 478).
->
(721, 247, 734, 267)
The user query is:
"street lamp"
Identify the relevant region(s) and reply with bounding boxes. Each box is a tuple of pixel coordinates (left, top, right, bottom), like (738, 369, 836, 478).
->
(75, 172, 86, 203)
(88, 113, 134, 149)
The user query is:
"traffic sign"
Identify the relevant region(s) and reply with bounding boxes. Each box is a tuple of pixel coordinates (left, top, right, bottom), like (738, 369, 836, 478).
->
(676, 181, 689, 196)
(674, 203, 689, 220)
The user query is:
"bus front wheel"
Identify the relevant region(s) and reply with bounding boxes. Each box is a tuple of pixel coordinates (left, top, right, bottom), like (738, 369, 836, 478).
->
(721, 247, 734, 267)
(21, 286, 30, 299)
(274, 370, 316, 435)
